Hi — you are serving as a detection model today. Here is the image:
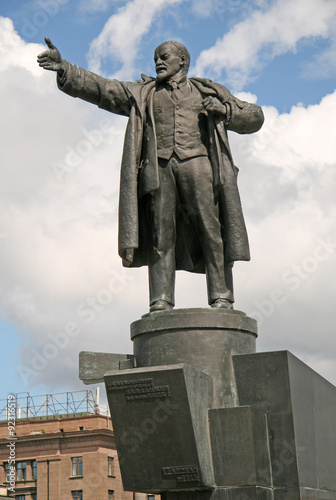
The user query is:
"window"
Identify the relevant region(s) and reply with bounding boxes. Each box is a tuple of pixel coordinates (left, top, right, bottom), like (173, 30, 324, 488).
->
(17, 461, 27, 481)
(107, 457, 114, 477)
(148, 496, 155, 500)
(72, 491, 83, 500)
(4, 463, 11, 482)
(71, 457, 83, 476)
(108, 491, 114, 500)
(32, 460, 37, 480)
(16, 496, 26, 500)
(31, 495, 37, 500)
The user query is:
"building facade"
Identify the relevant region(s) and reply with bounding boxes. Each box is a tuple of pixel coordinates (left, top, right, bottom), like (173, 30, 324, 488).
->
(0, 410, 136, 500)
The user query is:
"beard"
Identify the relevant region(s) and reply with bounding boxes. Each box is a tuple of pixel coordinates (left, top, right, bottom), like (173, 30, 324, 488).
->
(155, 70, 168, 83)
(155, 68, 187, 84)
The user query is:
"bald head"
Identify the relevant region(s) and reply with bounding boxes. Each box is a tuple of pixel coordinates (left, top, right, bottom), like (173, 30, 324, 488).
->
(156, 41, 190, 71)
(154, 41, 190, 82)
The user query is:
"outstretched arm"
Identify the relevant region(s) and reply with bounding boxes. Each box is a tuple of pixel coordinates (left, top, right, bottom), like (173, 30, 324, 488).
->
(37, 38, 132, 117)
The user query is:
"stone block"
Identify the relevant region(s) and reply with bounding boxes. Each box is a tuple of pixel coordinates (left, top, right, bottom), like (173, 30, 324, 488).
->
(105, 363, 214, 493)
(161, 486, 274, 500)
(79, 351, 134, 384)
(209, 406, 272, 487)
(233, 350, 336, 498)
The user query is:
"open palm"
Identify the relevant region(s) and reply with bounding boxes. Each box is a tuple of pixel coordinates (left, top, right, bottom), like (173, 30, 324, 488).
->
(37, 37, 63, 72)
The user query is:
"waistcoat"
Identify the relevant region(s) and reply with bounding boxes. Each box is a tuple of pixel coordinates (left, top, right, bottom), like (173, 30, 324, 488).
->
(153, 82, 208, 161)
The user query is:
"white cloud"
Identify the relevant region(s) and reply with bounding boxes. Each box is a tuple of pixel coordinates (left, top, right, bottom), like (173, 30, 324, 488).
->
(1, 15, 336, 395)
(245, 92, 336, 175)
(79, 0, 115, 12)
(190, 0, 266, 20)
(302, 34, 336, 80)
(0, 17, 43, 76)
(0, 18, 147, 391)
(190, 0, 217, 18)
(87, 0, 184, 78)
(192, 0, 336, 89)
(229, 90, 336, 383)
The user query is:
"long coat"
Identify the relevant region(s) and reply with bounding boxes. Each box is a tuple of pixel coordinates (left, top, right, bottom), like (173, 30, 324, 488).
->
(58, 63, 264, 272)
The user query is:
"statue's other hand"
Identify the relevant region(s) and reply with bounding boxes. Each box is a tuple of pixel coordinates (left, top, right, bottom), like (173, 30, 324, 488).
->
(37, 37, 63, 72)
(203, 96, 227, 116)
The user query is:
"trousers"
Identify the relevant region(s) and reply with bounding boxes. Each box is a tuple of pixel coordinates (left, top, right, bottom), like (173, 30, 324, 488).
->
(148, 154, 234, 306)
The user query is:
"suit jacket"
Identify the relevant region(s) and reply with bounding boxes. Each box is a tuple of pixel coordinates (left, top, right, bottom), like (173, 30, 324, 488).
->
(57, 63, 264, 271)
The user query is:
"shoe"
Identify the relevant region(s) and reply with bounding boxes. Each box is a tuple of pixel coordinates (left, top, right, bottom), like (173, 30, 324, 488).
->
(149, 300, 174, 312)
(210, 299, 233, 310)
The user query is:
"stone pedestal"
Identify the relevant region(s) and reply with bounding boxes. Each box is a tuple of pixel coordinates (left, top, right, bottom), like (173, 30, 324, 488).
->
(131, 309, 257, 407)
(105, 309, 265, 496)
(79, 308, 336, 500)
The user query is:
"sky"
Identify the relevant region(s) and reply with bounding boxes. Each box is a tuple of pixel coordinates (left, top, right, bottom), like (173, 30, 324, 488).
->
(0, 0, 336, 406)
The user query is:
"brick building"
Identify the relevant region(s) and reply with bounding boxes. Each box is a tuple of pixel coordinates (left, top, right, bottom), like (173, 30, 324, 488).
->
(0, 484, 8, 498)
(0, 392, 156, 500)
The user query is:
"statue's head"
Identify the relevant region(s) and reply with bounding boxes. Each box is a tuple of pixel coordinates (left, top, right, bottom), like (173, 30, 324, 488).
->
(154, 41, 190, 82)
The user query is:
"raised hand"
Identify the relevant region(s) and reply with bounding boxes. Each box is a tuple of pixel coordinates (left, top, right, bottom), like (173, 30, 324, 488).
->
(37, 37, 64, 72)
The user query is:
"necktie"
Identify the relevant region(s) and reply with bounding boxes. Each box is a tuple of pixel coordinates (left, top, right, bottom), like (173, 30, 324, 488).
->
(169, 81, 179, 102)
